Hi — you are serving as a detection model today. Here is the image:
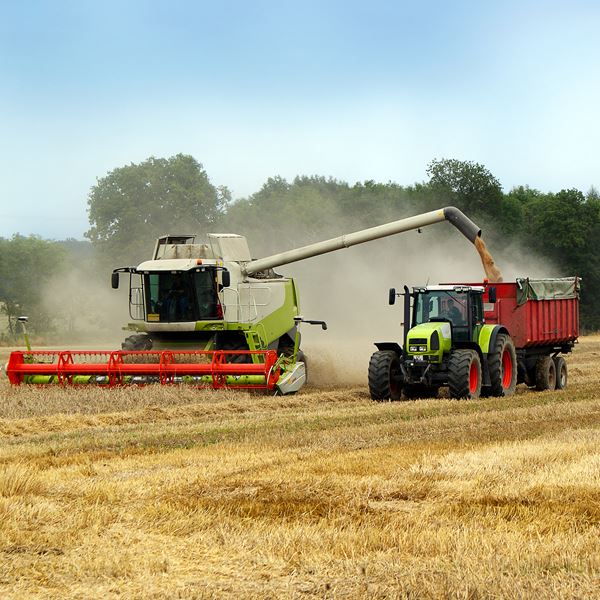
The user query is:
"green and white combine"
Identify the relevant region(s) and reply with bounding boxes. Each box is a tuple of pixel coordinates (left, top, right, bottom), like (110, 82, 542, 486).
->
(7, 207, 484, 394)
(111, 233, 320, 394)
(109, 208, 482, 395)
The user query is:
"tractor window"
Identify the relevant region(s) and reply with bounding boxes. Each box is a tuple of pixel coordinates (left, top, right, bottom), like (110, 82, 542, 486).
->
(414, 291, 469, 329)
(472, 293, 484, 325)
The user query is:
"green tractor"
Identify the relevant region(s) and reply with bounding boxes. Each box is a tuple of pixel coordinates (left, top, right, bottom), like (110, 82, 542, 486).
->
(369, 284, 517, 400)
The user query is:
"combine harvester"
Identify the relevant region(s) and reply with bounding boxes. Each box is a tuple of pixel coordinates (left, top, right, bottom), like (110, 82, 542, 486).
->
(7, 207, 482, 394)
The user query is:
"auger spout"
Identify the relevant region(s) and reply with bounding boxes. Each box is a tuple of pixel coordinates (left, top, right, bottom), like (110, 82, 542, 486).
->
(243, 206, 481, 275)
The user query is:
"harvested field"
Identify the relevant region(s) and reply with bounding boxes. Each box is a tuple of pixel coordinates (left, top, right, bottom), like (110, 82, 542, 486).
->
(0, 338, 599, 598)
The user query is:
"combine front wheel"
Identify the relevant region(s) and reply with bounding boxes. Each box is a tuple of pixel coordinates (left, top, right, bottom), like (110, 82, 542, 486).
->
(448, 349, 482, 400)
(368, 351, 403, 401)
(121, 334, 152, 351)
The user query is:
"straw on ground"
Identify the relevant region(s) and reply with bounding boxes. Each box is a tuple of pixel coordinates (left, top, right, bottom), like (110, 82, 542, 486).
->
(0, 338, 599, 598)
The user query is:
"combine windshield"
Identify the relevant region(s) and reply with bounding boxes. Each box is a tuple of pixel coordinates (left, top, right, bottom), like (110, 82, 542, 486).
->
(414, 290, 469, 328)
(144, 269, 221, 322)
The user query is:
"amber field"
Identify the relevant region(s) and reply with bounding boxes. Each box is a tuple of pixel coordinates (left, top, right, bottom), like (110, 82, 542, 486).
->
(0, 338, 599, 599)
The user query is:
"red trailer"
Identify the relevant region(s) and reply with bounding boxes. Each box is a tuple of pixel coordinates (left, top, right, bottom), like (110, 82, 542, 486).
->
(479, 277, 579, 389)
(369, 276, 580, 401)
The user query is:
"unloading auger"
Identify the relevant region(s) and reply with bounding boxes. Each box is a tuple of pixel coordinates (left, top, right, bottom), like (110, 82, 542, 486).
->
(6, 207, 481, 394)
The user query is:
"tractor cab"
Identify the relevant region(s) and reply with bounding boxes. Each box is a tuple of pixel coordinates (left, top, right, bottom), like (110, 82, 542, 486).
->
(395, 285, 485, 365)
(412, 285, 484, 344)
(371, 282, 501, 401)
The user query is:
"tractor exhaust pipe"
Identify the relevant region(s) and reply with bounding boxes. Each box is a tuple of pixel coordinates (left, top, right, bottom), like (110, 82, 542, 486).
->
(244, 206, 481, 275)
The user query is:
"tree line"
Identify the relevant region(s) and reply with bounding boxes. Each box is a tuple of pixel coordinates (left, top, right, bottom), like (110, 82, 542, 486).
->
(1, 154, 599, 341)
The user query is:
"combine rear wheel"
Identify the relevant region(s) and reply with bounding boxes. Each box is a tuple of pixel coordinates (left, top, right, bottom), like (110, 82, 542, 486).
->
(368, 351, 403, 401)
(488, 333, 517, 397)
(535, 356, 556, 391)
(553, 356, 567, 390)
(448, 349, 481, 399)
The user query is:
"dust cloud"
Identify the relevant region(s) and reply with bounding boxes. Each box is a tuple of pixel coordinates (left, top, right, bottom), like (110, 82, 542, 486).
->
(273, 210, 554, 387)
(41, 267, 130, 347)
(34, 202, 553, 385)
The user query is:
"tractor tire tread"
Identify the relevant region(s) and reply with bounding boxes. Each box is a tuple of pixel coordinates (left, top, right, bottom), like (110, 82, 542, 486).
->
(448, 349, 481, 399)
(368, 351, 402, 401)
(488, 333, 517, 397)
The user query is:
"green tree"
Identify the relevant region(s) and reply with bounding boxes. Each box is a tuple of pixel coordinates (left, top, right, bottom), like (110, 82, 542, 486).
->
(0, 235, 67, 337)
(86, 154, 230, 263)
(523, 188, 600, 328)
(426, 158, 503, 217)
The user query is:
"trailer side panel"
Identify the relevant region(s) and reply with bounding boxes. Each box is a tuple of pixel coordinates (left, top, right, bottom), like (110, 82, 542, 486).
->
(480, 280, 579, 348)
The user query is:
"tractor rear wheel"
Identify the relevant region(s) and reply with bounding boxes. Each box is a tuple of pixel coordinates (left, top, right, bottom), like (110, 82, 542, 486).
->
(553, 356, 567, 390)
(121, 334, 152, 351)
(368, 351, 403, 401)
(448, 349, 482, 399)
(535, 356, 556, 391)
(488, 333, 517, 397)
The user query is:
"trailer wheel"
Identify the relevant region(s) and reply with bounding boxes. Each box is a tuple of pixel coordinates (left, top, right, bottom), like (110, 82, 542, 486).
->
(368, 351, 403, 401)
(121, 334, 153, 351)
(448, 349, 482, 400)
(553, 356, 567, 390)
(488, 333, 517, 397)
(535, 356, 556, 391)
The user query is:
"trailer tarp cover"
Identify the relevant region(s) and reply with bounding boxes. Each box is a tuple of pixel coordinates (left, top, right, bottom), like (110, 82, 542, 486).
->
(516, 277, 580, 305)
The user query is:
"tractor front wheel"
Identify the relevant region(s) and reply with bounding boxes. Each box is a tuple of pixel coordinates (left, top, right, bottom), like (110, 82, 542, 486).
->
(448, 349, 482, 400)
(368, 351, 403, 401)
(488, 333, 517, 397)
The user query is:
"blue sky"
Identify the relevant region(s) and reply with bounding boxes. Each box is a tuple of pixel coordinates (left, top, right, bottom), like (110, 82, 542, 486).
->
(1, 0, 599, 239)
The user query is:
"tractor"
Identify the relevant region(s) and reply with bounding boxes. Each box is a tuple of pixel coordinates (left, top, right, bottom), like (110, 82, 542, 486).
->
(369, 278, 579, 400)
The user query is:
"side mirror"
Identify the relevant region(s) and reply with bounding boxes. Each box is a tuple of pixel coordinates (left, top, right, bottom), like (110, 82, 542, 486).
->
(221, 270, 231, 288)
(111, 272, 119, 289)
(488, 287, 497, 303)
(389, 288, 396, 305)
